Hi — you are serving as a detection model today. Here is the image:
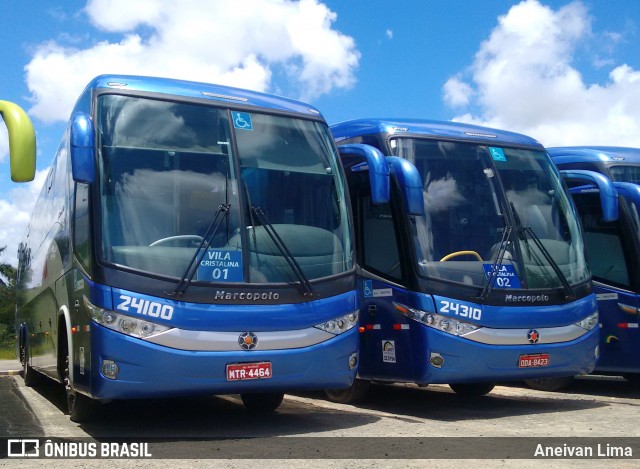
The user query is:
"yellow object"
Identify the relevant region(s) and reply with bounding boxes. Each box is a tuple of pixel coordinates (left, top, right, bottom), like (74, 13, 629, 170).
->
(0, 100, 36, 182)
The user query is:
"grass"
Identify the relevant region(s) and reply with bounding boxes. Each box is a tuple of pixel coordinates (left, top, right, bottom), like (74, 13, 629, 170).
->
(0, 347, 16, 360)
(0, 323, 17, 360)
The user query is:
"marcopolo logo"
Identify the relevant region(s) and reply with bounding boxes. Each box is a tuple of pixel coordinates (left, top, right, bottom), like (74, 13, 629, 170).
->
(214, 290, 280, 301)
(238, 331, 258, 350)
(505, 294, 550, 303)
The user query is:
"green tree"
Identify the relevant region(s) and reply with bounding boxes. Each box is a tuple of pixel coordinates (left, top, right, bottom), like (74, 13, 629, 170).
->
(0, 246, 17, 355)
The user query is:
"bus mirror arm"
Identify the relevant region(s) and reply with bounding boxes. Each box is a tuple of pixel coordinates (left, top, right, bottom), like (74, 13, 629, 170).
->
(70, 112, 96, 183)
(386, 156, 425, 216)
(559, 170, 618, 222)
(337, 144, 390, 204)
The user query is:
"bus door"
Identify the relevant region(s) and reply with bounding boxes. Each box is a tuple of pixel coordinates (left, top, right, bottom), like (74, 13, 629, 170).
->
(571, 189, 640, 373)
(356, 193, 417, 381)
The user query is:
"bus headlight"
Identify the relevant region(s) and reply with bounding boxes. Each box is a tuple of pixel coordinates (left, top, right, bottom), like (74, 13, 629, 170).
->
(393, 302, 480, 337)
(575, 311, 599, 331)
(85, 296, 172, 339)
(315, 311, 359, 335)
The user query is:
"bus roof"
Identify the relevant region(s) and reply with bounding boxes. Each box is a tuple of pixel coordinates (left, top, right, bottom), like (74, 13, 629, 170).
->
(547, 146, 640, 165)
(82, 75, 324, 118)
(330, 118, 543, 148)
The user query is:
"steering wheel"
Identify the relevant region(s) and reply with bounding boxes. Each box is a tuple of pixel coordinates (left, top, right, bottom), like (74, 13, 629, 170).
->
(149, 235, 204, 247)
(440, 250, 483, 262)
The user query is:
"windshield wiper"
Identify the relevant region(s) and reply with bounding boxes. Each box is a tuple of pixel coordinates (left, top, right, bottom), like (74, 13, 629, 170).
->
(166, 203, 231, 298)
(250, 206, 315, 297)
(479, 225, 512, 301)
(510, 203, 575, 300)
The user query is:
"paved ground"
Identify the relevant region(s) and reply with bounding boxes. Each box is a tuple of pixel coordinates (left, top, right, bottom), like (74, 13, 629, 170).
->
(0, 358, 21, 376)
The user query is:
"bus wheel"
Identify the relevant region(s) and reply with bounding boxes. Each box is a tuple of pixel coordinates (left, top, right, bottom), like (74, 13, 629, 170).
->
(20, 340, 41, 387)
(524, 377, 573, 392)
(449, 382, 495, 397)
(324, 378, 370, 404)
(241, 392, 284, 412)
(62, 343, 97, 423)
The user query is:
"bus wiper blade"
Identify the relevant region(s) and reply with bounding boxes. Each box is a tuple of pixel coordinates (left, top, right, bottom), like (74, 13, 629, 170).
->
(510, 203, 574, 300)
(479, 225, 512, 301)
(167, 203, 231, 298)
(251, 206, 315, 297)
(522, 226, 575, 300)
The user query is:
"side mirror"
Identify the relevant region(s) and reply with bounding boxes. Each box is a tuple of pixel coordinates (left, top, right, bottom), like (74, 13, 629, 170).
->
(0, 100, 36, 182)
(337, 144, 390, 204)
(560, 169, 618, 222)
(387, 156, 425, 216)
(70, 112, 96, 183)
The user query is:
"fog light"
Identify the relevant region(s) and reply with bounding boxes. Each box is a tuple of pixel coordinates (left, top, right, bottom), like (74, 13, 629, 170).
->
(349, 352, 358, 370)
(430, 353, 444, 368)
(102, 360, 119, 379)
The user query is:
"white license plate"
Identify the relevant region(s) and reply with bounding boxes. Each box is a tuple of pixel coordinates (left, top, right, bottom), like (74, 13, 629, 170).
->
(226, 362, 272, 381)
(518, 353, 550, 368)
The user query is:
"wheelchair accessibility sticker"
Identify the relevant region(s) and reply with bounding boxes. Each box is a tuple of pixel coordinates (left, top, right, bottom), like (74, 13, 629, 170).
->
(363, 280, 392, 298)
(363, 280, 373, 298)
(489, 147, 507, 162)
(232, 112, 253, 131)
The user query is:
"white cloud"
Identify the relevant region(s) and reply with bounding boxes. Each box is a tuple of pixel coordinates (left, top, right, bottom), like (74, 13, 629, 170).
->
(443, 0, 640, 147)
(386, 29, 393, 40)
(25, 0, 359, 123)
(0, 168, 48, 267)
(443, 76, 473, 107)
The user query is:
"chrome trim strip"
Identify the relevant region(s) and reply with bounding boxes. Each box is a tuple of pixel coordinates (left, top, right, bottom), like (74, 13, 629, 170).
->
(144, 327, 335, 351)
(462, 324, 589, 345)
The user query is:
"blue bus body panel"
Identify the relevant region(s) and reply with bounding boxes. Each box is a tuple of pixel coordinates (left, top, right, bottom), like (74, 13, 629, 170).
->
(593, 285, 640, 374)
(83, 75, 324, 117)
(331, 118, 544, 149)
(82, 280, 358, 399)
(90, 324, 357, 399)
(548, 146, 640, 166)
(357, 279, 598, 384)
(96, 284, 358, 332)
(550, 146, 640, 376)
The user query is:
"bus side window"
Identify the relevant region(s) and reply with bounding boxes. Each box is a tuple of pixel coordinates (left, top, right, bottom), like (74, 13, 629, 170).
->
(574, 193, 630, 288)
(361, 194, 402, 282)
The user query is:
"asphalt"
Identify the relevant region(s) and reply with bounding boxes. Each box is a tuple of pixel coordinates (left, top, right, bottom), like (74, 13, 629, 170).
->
(0, 358, 21, 375)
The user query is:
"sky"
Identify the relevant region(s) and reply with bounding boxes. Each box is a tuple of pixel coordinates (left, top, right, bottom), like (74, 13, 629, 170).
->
(1, 0, 639, 267)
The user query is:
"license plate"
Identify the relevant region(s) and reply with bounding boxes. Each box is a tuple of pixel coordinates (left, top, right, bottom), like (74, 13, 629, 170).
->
(518, 353, 550, 368)
(226, 362, 272, 381)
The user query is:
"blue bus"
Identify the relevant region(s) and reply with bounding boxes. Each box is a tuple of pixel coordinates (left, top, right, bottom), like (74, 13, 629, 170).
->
(5, 75, 359, 421)
(324, 119, 614, 401)
(549, 146, 640, 386)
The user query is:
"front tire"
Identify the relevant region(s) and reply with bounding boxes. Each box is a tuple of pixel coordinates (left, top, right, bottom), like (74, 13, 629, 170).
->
(241, 392, 284, 412)
(20, 339, 41, 387)
(449, 382, 495, 397)
(524, 377, 573, 392)
(62, 338, 98, 423)
(324, 378, 370, 404)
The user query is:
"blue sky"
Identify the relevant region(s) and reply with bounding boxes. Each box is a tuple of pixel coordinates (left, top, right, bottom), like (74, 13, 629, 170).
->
(1, 0, 639, 266)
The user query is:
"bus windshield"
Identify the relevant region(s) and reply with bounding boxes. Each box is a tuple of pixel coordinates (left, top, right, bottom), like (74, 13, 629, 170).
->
(98, 95, 352, 284)
(391, 138, 588, 290)
(609, 164, 640, 184)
